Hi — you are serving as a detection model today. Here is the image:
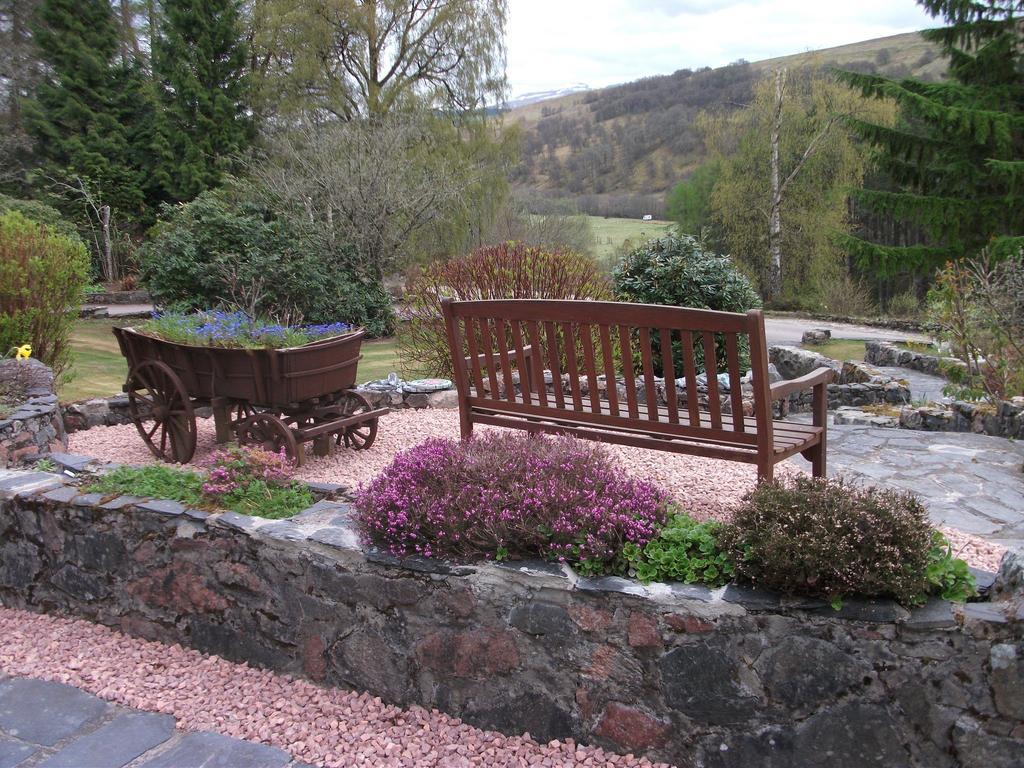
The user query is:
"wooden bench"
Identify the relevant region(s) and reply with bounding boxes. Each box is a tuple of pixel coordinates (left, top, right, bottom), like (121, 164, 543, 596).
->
(440, 298, 835, 482)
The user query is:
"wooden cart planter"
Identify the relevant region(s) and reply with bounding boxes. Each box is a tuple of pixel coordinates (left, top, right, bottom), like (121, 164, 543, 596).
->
(112, 326, 387, 465)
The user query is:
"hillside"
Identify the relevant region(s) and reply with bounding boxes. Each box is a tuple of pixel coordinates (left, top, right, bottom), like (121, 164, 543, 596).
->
(506, 32, 945, 208)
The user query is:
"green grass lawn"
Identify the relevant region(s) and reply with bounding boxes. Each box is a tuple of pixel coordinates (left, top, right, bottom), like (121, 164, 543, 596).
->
(802, 338, 868, 363)
(587, 215, 674, 266)
(61, 320, 129, 402)
(60, 319, 402, 402)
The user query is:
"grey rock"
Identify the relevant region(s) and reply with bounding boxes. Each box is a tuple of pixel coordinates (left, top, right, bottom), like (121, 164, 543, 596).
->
(70, 492, 105, 507)
(699, 728, 794, 768)
(814, 598, 909, 623)
(138, 731, 291, 768)
(41, 486, 81, 504)
(989, 643, 1024, 721)
(464, 692, 573, 744)
(99, 495, 144, 511)
(215, 511, 259, 532)
(953, 717, 1024, 768)
(37, 711, 175, 768)
(46, 453, 96, 472)
(0, 737, 36, 768)
(659, 643, 759, 725)
(758, 636, 870, 709)
(508, 602, 574, 638)
(794, 702, 911, 767)
(259, 521, 308, 542)
(50, 563, 109, 601)
(0, 678, 109, 746)
(308, 526, 360, 551)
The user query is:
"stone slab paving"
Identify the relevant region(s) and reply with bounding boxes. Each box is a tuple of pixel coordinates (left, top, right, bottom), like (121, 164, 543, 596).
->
(0, 676, 305, 768)
(874, 365, 947, 404)
(791, 422, 1024, 548)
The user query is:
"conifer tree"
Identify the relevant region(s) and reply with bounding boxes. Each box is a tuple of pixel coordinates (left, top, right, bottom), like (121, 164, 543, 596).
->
(153, 0, 253, 201)
(839, 0, 1024, 275)
(24, 0, 150, 218)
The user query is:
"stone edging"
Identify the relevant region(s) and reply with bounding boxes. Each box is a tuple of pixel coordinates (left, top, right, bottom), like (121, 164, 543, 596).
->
(1, 466, 1022, 767)
(1, 360, 68, 468)
(864, 340, 964, 377)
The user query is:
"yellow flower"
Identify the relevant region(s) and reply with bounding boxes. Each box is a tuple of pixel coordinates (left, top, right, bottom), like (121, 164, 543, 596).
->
(14, 343, 31, 361)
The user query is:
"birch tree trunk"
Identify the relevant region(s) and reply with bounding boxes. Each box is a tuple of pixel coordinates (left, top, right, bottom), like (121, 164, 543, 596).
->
(767, 67, 786, 302)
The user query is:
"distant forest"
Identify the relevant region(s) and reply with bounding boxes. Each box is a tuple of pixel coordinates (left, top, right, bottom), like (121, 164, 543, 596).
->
(508, 33, 944, 217)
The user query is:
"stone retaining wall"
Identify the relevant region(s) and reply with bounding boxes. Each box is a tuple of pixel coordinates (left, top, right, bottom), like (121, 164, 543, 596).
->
(1, 470, 1022, 768)
(900, 399, 1024, 440)
(769, 347, 911, 414)
(864, 340, 964, 377)
(0, 361, 68, 467)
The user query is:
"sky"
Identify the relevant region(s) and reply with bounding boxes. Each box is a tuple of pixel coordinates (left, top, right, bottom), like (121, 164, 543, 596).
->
(505, 0, 937, 95)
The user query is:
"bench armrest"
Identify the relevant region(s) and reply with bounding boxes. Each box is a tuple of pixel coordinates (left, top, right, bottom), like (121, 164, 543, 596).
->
(769, 367, 835, 401)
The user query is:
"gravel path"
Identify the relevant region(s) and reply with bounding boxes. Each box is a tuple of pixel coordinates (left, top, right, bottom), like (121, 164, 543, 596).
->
(70, 409, 798, 523)
(0, 607, 670, 768)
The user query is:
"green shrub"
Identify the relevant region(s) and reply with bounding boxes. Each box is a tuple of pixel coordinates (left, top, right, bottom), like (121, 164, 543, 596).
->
(139, 189, 395, 337)
(399, 241, 612, 377)
(0, 195, 81, 241)
(621, 513, 734, 586)
(0, 211, 90, 379)
(613, 234, 761, 376)
(886, 288, 921, 319)
(720, 476, 945, 607)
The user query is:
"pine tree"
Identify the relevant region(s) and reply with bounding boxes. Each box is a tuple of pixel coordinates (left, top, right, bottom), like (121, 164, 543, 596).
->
(153, 0, 253, 201)
(838, 0, 1024, 276)
(24, 0, 151, 218)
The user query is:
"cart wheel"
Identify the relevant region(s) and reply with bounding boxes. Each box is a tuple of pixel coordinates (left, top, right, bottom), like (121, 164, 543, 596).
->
(335, 392, 378, 450)
(126, 360, 197, 463)
(235, 413, 300, 464)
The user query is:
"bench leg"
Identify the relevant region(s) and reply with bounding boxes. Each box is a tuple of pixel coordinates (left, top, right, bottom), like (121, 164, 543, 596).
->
(811, 434, 826, 478)
(757, 460, 774, 484)
(458, 407, 473, 441)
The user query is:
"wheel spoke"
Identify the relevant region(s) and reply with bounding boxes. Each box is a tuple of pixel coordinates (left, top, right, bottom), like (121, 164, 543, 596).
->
(160, 424, 168, 453)
(146, 421, 161, 439)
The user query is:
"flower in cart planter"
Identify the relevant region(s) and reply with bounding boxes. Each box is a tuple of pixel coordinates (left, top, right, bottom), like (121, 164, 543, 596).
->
(202, 444, 294, 498)
(139, 310, 356, 349)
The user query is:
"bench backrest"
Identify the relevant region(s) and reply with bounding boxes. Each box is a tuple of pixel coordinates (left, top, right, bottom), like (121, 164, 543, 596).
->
(441, 299, 774, 448)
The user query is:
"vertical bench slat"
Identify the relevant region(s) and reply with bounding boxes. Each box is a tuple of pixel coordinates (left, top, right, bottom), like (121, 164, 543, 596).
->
(526, 320, 548, 407)
(580, 324, 602, 413)
(638, 327, 659, 421)
(561, 322, 584, 410)
(464, 317, 485, 396)
(725, 333, 745, 432)
(599, 325, 619, 414)
(494, 317, 517, 403)
(680, 330, 701, 427)
(618, 325, 639, 419)
(544, 321, 566, 409)
(510, 320, 532, 404)
(659, 327, 679, 424)
(703, 331, 723, 430)
(479, 318, 501, 401)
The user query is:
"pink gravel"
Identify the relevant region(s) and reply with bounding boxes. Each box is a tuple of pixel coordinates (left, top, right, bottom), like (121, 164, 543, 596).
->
(0, 607, 671, 768)
(68, 409, 1007, 570)
(70, 409, 792, 523)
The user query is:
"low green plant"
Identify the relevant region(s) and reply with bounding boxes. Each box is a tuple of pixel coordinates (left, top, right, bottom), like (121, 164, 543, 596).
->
(925, 531, 977, 602)
(620, 513, 734, 586)
(89, 465, 206, 506)
(34, 457, 56, 473)
(87, 455, 313, 520)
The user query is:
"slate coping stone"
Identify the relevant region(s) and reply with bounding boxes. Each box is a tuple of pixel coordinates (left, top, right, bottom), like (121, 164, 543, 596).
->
(70, 493, 105, 508)
(138, 731, 291, 768)
(304, 481, 348, 497)
(259, 522, 308, 542)
(0, 472, 62, 493)
(576, 575, 647, 597)
(969, 567, 997, 596)
(309, 526, 360, 551)
(47, 453, 97, 473)
(721, 584, 781, 611)
(903, 598, 957, 630)
(961, 602, 1009, 625)
(37, 711, 175, 768)
(99, 495, 145, 511)
(812, 598, 909, 623)
(42, 486, 82, 504)
(184, 508, 211, 521)
(364, 549, 475, 576)
(668, 583, 716, 602)
(136, 499, 186, 517)
(0, 679, 109, 746)
(293, 500, 351, 520)
(495, 559, 568, 580)
(215, 511, 259, 532)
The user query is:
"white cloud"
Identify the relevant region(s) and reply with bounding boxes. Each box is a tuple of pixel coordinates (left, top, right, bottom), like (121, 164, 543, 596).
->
(506, 0, 936, 95)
